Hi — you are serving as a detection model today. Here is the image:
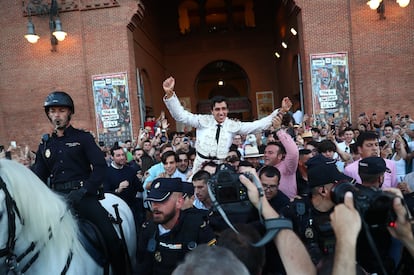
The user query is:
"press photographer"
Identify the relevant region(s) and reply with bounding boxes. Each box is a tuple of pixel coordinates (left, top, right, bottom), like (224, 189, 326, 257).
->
(207, 163, 255, 232)
(334, 157, 401, 274)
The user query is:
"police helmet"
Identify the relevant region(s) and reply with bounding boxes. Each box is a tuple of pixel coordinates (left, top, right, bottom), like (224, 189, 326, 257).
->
(44, 91, 74, 114)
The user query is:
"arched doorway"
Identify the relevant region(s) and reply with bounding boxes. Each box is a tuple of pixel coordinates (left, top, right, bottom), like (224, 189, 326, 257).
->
(195, 60, 252, 121)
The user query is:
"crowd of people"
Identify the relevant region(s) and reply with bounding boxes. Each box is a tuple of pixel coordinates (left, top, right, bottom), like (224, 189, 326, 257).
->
(1, 78, 414, 274)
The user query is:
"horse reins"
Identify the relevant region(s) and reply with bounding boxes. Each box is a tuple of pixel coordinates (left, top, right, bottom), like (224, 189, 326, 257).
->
(0, 176, 73, 274)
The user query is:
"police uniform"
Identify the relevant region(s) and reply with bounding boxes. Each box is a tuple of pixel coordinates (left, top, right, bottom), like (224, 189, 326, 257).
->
(33, 125, 106, 193)
(32, 91, 128, 275)
(356, 157, 397, 274)
(281, 197, 335, 265)
(137, 178, 216, 275)
(281, 160, 352, 265)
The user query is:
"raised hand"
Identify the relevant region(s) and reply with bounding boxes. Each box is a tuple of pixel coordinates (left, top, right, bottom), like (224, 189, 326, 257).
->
(272, 113, 283, 130)
(330, 192, 361, 242)
(161, 118, 169, 129)
(281, 97, 292, 113)
(163, 76, 175, 98)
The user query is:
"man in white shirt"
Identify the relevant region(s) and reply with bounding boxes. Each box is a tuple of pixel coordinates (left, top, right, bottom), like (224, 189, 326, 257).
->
(162, 76, 292, 173)
(144, 150, 187, 190)
(335, 127, 355, 171)
(191, 170, 213, 210)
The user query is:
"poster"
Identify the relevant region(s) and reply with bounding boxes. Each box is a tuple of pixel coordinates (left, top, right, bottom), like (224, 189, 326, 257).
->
(92, 72, 132, 147)
(256, 91, 274, 119)
(310, 52, 351, 125)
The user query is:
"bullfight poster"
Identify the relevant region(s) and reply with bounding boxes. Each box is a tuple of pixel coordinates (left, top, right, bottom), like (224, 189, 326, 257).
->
(310, 52, 351, 125)
(92, 72, 132, 147)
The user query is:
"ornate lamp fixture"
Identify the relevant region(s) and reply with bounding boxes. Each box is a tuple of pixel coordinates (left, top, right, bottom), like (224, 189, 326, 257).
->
(367, 0, 410, 20)
(24, 0, 67, 51)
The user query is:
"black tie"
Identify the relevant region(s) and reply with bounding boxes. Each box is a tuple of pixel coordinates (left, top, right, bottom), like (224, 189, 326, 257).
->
(215, 124, 221, 143)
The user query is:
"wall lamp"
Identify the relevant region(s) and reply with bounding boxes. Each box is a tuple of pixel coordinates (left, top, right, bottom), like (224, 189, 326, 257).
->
(367, 0, 410, 20)
(24, 0, 67, 51)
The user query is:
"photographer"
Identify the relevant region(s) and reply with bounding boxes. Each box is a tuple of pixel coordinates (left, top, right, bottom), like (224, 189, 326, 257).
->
(238, 170, 316, 275)
(330, 192, 362, 275)
(356, 156, 401, 274)
(385, 188, 414, 274)
(330, 186, 414, 275)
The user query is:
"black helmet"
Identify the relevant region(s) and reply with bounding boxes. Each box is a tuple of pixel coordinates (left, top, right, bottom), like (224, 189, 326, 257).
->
(44, 91, 74, 114)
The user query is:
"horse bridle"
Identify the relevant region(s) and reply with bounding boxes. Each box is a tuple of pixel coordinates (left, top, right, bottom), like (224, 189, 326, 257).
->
(0, 176, 22, 268)
(0, 176, 73, 274)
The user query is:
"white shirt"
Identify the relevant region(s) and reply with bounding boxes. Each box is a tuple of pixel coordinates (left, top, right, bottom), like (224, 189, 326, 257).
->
(164, 94, 279, 172)
(193, 197, 209, 210)
(335, 140, 354, 172)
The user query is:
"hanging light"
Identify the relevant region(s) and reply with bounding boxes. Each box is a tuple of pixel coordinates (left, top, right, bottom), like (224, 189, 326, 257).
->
(52, 18, 67, 41)
(397, 0, 410, 8)
(24, 0, 67, 50)
(367, 0, 382, 9)
(24, 20, 40, 43)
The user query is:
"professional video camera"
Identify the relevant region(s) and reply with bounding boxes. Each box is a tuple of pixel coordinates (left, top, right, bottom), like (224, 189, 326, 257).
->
(331, 182, 397, 227)
(208, 163, 253, 215)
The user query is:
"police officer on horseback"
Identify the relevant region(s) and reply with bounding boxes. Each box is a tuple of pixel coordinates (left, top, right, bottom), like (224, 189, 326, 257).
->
(32, 91, 128, 275)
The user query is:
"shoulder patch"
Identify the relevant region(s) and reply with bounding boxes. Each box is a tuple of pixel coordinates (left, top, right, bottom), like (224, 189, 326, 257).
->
(41, 133, 50, 144)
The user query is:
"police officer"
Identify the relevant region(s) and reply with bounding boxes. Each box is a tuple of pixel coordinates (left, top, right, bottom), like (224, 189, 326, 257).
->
(281, 161, 353, 266)
(357, 156, 398, 274)
(137, 177, 216, 275)
(32, 91, 128, 275)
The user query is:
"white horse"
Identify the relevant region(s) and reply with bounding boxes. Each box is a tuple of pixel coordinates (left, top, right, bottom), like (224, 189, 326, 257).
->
(0, 159, 137, 274)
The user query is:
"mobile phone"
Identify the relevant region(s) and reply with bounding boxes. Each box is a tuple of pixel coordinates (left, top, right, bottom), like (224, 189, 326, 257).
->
(98, 141, 105, 147)
(10, 141, 16, 148)
(330, 124, 335, 131)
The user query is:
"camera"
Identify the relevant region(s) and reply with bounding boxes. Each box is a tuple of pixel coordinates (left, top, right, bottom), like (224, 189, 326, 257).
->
(331, 182, 397, 226)
(208, 163, 252, 214)
(160, 133, 168, 143)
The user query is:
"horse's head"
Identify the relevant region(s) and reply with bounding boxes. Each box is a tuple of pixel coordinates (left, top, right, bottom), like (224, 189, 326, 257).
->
(0, 159, 79, 274)
(0, 160, 24, 272)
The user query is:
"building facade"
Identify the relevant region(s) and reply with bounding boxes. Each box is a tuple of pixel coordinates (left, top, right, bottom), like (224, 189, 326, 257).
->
(0, 0, 413, 149)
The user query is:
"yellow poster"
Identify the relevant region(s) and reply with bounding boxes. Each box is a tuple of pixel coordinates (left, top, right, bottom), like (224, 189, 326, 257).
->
(256, 91, 274, 119)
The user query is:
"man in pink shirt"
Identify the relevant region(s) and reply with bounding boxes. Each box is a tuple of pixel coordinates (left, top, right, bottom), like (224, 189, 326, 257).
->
(263, 114, 299, 198)
(344, 131, 397, 188)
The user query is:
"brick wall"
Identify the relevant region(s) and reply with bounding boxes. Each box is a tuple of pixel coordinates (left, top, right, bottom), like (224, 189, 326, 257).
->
(1, 0, 413, 150)
(296, 0, 414, 123)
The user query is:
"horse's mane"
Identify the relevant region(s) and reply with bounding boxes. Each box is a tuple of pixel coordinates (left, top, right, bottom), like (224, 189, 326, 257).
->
(0, 159, 80, 254)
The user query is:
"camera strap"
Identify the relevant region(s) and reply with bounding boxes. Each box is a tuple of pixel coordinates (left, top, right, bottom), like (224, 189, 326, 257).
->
(251, 218, 293, 247)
